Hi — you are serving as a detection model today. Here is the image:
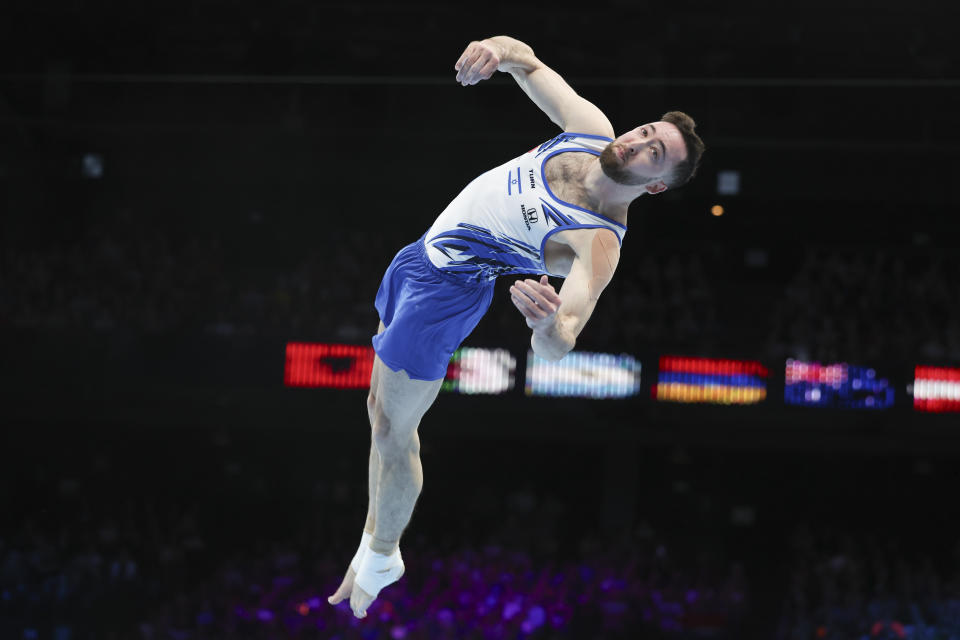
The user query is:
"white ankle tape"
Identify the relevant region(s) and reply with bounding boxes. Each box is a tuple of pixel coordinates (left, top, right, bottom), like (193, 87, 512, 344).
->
(354, 547, 404, 599)
(350, 531, 373, 573)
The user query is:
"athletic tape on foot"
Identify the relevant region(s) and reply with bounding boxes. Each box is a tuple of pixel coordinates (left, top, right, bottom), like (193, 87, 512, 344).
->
(354, 547, 404, 599)
(350, 531, 373, 573)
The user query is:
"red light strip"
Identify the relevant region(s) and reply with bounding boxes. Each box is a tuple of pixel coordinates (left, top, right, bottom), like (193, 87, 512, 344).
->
(284, 342, 375, 389)
(914, 365, 960, 413)
(659, 356, 768, 377)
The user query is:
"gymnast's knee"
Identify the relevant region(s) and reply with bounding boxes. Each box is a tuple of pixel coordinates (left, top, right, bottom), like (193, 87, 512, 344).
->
(371, 409, 420, 459)
(366, 390, 377, 422)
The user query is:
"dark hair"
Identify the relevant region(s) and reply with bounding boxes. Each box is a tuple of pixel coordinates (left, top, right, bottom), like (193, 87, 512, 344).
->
(660, 111, 705, 188)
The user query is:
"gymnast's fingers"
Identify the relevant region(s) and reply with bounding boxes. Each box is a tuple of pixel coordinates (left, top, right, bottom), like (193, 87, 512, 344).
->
(454, 44, 473, 72)
(510, 290, 541, 320)
(458, 49, 484, 85)
(533, 276, 563, 306)
(455, 43, 478, 81)
(511, 288, 548, 320)
(516, 280, 557, 315)
(475, 58, 498, 82)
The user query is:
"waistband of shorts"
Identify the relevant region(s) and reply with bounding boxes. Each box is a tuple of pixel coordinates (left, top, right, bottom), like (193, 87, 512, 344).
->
(416, 233, 490, 288)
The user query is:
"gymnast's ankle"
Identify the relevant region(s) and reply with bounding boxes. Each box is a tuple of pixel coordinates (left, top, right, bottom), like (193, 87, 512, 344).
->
(350, 531, 373, 572)
(355, 546, 405, 599)
(369, 535, 399, 555)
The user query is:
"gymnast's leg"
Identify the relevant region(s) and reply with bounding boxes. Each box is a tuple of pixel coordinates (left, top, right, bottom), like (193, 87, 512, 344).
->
(327, 322, 383, 608)
(328, 332, 442, 618)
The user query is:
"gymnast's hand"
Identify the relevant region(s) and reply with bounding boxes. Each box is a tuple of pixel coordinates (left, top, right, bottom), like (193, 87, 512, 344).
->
(510, 276, 562, 332)
(454, 40, 501, 86)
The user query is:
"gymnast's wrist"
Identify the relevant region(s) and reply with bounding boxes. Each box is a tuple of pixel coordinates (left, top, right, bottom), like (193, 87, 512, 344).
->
(484, 36, 534, 72)
(531, 322, 573, 361)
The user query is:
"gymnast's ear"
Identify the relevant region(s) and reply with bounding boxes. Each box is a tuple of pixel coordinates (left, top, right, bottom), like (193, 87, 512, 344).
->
(645, 180, 667, 195)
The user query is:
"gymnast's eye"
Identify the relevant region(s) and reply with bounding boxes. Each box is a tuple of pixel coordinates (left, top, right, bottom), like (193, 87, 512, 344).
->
(651, 147, 658, 159)
(640, 128, 647, 136)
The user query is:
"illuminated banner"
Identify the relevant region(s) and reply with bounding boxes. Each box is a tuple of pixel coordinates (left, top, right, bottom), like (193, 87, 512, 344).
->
(525, 351, 641, 398)
(913, 366, 960, 413)
(784, 359, 893, 409)
(442, 348, 516, 394)
(284, 343, 374, 389)
(652, 356, 768, 405)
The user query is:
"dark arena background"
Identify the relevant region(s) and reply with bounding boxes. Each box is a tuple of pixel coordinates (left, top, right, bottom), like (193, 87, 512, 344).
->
(2, 2, 960, 639)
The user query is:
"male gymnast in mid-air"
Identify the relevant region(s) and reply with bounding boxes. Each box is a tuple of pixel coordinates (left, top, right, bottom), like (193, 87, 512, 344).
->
(327, 35, 705, 619)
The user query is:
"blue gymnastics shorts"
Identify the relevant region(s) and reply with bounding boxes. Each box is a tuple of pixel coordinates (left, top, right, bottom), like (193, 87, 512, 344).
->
(372, 235, 495, 381)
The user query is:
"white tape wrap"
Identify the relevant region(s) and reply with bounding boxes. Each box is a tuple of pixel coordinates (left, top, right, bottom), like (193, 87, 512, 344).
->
(350, 531, 373, 573)
(354, 547, 404, 599)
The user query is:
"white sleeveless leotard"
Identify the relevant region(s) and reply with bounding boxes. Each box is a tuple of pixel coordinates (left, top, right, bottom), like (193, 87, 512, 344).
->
(423, 132, 627, 283)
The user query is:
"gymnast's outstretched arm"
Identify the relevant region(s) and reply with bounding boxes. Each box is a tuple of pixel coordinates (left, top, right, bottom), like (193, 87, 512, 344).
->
(510, 229, 622, 362)
(454, 35, 615, 139)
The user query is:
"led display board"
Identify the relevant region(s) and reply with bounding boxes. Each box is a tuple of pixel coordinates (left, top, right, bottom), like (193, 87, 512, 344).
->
(784, 359, 893, 409)
(652, 356, 768, 405)
(913, 365, 960, 413)
(525, 351, 641, 398)
(442, 347, 516, 394)
(284, 343, 374, 389)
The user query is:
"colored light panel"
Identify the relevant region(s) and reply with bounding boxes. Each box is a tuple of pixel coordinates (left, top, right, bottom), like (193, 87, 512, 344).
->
(442, 347, 516, 394)
(784, 359, 893, 409)
(284, 342, 374, 389)
(652, 356, 768, 405)
(913, 365, 960, 413)
(525, 351, 641, 398)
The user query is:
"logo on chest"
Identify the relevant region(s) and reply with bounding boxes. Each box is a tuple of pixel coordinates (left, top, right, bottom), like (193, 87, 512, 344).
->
(520, 204, 539, 230)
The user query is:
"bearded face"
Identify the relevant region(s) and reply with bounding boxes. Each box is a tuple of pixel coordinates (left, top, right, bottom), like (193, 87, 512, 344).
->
(598, 142, 657, 186)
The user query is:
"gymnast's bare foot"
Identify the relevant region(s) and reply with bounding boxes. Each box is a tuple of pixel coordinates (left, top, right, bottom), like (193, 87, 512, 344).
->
(350, 546, 404, 618)
(327, 565, 357, 607)
(328, 531, 372, 608)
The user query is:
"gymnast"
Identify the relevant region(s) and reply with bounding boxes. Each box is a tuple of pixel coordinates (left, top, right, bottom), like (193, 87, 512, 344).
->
(327, 35, 706, 619)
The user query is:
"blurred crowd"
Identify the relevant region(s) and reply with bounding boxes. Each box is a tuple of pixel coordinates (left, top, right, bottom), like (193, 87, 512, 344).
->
(0, 214, 719, 353)
(575, 251, 719, 354)
(1, 511, 750, 640)
(765, 247, 960, 364)
(1, 211, 227, 335)
(0, 429, 748, 640)
(125, 533, 748, 640)
(777, 524, 960, 640)
(3, 213, 960, 364)
(6, 426, 960, 640)
(5, 424, 960, 639)
(0, 212, 387, 341)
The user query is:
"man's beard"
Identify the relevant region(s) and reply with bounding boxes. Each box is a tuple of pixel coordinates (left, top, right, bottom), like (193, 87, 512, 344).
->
(599, 142, 654, 186)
